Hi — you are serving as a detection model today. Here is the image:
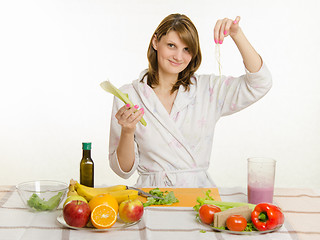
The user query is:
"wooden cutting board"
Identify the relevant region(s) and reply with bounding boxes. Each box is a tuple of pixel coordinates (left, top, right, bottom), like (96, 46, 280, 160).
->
(137, 188, 221, 207)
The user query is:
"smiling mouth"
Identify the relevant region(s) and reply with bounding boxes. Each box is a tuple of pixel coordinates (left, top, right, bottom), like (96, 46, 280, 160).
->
(168, 60, 182, 66)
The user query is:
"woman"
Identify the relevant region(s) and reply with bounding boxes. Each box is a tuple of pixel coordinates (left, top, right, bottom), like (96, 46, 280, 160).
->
(109, 14, 272, 187)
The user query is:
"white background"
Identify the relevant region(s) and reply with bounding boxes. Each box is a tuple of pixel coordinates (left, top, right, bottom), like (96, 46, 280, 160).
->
(1, 0, 319, 189)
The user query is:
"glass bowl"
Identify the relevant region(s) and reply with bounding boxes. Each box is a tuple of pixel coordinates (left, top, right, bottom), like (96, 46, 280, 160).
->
(16, 180, 68, 212)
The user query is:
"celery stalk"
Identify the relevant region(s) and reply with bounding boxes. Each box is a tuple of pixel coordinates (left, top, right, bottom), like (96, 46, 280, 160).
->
(193, 190, 256, 212)
(198, 199, 256, 211)
(100, 80, 147, 126)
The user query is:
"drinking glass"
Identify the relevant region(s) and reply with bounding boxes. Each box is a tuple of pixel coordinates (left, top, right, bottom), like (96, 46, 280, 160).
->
(247, 157, 276, 204)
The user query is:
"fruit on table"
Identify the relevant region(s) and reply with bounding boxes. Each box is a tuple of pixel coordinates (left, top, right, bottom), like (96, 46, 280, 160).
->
(63, 195, 88, 208)
(63, 200, 91, 228)
(75, 181, 126, 195)
(67, 183, 79, 197)
(119, 199, 144, 223)
(199, 204, 221, 225)
(105, 189, 139, 204)
(91, 204, 117, 229)
(226, 215, 247, 231)
(88, 194, 119, 213)
(74, 181, 138, 203)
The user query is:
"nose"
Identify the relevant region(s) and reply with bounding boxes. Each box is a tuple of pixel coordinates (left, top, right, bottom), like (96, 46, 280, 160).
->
(173, 49, 183, 62)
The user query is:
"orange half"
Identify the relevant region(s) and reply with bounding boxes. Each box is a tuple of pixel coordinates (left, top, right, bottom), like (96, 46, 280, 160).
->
(91, 204, 117, 229)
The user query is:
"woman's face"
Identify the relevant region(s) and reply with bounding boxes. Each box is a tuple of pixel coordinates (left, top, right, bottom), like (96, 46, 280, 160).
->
(152, 30, 192, 78)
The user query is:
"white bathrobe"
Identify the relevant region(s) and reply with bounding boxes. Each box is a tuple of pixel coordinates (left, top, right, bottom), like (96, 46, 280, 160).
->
(109, 62, 272, 187)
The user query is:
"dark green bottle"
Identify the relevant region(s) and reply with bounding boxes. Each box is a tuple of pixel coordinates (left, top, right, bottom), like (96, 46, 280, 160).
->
(80, 142, 94, 187)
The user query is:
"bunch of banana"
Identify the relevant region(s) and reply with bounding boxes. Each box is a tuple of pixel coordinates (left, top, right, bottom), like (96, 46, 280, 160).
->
(66, 179, 139, 203)
(64, 180, 88, 207)
(67, 181, 78, 197)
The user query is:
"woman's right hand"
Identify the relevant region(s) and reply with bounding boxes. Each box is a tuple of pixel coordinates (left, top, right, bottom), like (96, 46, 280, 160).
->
(115, 104, 144, 134)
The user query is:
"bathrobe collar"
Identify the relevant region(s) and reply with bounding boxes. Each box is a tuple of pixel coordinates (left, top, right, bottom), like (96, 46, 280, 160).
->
(132, 70, 198, 163)
(134, 70, 198, 116)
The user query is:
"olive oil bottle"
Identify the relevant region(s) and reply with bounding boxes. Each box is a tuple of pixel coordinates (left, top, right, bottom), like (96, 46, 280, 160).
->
(80, 142, 94, 187)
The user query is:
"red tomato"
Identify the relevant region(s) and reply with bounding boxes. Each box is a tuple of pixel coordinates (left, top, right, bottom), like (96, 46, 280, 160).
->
(199, 204, 221, 225)
(226, 215, 247, 231)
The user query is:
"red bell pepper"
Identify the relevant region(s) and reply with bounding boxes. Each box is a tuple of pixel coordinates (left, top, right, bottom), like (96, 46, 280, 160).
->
(251, 203, 284, 231)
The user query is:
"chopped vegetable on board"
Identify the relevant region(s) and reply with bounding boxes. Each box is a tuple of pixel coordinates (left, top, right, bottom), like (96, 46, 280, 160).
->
(143, 188, 179, 207)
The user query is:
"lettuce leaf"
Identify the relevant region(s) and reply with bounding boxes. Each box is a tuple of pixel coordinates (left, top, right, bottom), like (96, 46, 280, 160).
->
(143, 188, 179, 207)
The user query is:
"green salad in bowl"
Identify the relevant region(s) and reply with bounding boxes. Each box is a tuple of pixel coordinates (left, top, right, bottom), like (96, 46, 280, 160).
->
(16, 180, 68, 211)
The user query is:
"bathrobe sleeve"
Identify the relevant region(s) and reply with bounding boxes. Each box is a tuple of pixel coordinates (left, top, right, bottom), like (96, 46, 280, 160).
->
(108, 95, 140, 179)
(212, 61, 272, 117)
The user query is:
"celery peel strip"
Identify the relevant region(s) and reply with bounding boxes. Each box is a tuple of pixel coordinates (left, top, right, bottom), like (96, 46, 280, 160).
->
(100, 80, 147, 126)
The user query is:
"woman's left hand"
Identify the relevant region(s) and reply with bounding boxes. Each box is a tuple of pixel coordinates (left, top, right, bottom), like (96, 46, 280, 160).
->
(214, 16, 241, 44)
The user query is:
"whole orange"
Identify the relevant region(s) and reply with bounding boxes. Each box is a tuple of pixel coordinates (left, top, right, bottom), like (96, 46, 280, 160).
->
(88, 194, 118, 213)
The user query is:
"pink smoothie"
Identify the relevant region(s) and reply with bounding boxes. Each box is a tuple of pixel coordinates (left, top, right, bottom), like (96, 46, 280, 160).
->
(248, 185, 274, 204)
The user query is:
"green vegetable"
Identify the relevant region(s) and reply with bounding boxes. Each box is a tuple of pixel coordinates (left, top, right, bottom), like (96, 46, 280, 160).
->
(194, 190, 258, 232)
(244, 222, 257, 232)
(200, 230, 207, 233)
(100, 80, 147, 126)
(193, 190, 256, 212)
(143, 188, 179, 207)
(213, 226, 226, 230)
(27, 192, 63, 211)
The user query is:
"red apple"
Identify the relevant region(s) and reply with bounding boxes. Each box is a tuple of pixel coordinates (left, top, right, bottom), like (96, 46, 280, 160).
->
(63, 200, 91, 228)
(119, 199, 144, 223)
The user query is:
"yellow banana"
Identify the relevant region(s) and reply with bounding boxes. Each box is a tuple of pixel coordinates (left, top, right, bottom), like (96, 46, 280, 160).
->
(75, 182, 126, 193)
(67, 183, 79, 197)
(108, 189, 139, 203)
(74, 181, 137, 203)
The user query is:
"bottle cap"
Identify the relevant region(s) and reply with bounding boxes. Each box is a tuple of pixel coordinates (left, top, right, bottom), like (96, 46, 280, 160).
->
(82, 142, 92, 150)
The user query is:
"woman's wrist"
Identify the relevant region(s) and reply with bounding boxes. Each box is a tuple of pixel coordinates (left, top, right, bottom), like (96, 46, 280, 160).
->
(230, 28, 262, 73)
(121, 127, 136, 136)
(230, 27, 244, 43)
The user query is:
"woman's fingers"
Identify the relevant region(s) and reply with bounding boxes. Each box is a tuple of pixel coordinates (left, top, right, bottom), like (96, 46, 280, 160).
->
(223, 19, 233, 37)
(233, 16, 240, 24)
(115, 103, 131, 119)
(131, 108, 144, 125)
(127, 107, 144, 123)
(116, 104, 144, 128)
(214, 16, 241, 44)
(219, 18, 229, 44)
(122, 105, 138, 120)
(214, 19, 223, 44)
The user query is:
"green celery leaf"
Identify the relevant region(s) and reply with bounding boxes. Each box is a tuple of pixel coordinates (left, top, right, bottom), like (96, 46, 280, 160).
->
(100, 80, 147, 126)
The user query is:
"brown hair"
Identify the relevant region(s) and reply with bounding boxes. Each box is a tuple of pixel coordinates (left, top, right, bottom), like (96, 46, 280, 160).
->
(142, 13, 202, 93)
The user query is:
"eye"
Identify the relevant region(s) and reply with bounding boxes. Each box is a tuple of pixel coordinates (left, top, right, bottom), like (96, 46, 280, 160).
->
(184, 47, 190, 53)
(168, 43, 175, 48)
